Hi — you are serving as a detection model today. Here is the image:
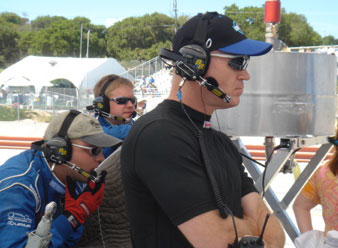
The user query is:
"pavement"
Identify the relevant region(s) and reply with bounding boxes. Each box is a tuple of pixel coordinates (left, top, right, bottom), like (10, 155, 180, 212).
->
(0, 120, 326, 248)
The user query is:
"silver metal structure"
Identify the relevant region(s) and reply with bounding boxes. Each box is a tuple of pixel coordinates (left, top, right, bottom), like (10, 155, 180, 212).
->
(211, 51, 337, 243)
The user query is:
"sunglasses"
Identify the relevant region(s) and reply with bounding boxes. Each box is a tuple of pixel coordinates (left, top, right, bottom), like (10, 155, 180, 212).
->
(210, 53, 250, 71)
(72, 143, 103, 156)
(109, 96, 137, 105)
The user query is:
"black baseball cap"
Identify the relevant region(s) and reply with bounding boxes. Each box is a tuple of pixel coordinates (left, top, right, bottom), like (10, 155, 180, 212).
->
(173, 12, 272, 56)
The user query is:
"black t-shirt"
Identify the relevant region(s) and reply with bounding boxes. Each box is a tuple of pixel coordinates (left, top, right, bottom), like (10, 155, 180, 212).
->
(121, 100, 257, 248)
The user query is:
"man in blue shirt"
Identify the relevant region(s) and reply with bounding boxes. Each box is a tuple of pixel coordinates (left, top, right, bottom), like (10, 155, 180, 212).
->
(0, 110, 121, 247)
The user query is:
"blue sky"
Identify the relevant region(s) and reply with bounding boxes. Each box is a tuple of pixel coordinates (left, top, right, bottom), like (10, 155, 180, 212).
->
(1, 0, 337, 38)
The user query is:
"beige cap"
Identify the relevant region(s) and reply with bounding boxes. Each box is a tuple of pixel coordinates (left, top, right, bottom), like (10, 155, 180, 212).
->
(44, 110, 122, 147)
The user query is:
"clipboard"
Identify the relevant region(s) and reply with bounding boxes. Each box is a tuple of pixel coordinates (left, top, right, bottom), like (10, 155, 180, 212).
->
(94, 146, 122, 174)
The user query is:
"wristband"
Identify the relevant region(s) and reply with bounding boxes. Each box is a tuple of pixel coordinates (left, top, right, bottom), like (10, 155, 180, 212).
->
(64, 212, 79, 229)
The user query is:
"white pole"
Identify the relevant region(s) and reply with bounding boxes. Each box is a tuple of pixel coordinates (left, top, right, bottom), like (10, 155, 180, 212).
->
(79, 24, 83, 58)
(86, 29, 90, 58)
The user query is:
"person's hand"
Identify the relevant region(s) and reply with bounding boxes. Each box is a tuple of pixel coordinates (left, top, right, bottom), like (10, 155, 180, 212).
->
(63, 170, 107, 228)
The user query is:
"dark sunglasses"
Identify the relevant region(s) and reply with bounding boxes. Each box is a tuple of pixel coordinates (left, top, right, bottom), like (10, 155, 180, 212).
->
(72, 144, 103, 156)
(211, 54, 250, 71)
(109, 96, 137, 105)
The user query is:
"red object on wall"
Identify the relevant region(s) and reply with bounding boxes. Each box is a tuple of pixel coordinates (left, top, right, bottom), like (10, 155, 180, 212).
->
(264, 0, 281, 23)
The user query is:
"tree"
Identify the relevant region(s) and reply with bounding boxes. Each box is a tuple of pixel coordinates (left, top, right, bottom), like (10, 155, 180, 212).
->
(278, 11, 322, 47)
(322, 35, 338, 45)
(223, 4, 323, 47)
(106, 13, 175, 60)
(0, 16, 21, 68)
(19, 16, 106, 57)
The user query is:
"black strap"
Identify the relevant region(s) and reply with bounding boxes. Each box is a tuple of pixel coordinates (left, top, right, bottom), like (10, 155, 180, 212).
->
(193, 12, 218, 46)
(100, 76, 119, 96)
(58, 110, 80, 138)
(197, 130, 229, 219)
(193, 17, 208, 46)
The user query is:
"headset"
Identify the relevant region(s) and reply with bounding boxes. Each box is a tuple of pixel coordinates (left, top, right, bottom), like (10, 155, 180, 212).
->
(159, 12, 231, 103)
(86, 76, 137, 122)
(31, 110, 80, 165)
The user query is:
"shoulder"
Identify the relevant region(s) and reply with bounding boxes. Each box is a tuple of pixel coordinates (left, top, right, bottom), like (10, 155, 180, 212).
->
(0, 151, 49, 212)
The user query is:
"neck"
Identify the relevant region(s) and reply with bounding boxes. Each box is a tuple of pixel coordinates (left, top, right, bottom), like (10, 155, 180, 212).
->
(106, 117, 125, 125)
(168, 76, 214, 115)
(48, 162, 67, 184)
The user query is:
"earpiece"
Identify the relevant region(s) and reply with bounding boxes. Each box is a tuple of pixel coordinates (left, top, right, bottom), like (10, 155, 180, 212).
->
(86, 76, 137, 121)
(31, 110, 80, 165)
(95, 76, 120, 114)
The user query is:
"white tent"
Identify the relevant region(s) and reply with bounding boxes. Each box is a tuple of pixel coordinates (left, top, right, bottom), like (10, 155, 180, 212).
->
(0, 56, 133, 95)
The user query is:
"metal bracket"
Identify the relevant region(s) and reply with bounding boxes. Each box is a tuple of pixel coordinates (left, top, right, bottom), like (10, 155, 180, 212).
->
(232, 137, 332, 243)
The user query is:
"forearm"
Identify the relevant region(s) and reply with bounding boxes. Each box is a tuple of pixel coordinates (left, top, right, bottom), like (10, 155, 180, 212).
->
(256, 213, 285, 248)
(241, 193, 285, 248)
(293, 206, 313, 233)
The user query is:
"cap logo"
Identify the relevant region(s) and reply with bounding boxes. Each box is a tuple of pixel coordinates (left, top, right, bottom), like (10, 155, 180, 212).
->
(90, 120, 101, 129)
(205, 38, 212, 49)
(232, 21, 244, 35)
(194, 59, 205, 70)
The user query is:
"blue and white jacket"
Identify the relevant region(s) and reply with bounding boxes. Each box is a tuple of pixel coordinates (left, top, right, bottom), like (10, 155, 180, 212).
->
(0, 150, 83, 247)
(98, 116, 132, 158)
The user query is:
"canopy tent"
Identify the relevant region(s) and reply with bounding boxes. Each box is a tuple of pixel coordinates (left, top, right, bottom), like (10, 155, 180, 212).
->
(0, 56, 133, 95)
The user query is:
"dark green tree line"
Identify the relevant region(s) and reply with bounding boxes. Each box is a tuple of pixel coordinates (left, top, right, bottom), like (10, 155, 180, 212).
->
(0, 5, 337, 70)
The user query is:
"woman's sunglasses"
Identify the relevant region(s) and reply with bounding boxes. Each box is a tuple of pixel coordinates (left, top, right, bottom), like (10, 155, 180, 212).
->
(109, 96, 137, 105)
(210, 53, 250, 71)
(72, 143, 103, 156)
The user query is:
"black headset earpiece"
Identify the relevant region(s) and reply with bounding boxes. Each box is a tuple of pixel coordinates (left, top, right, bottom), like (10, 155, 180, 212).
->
(95, 76, 120, 114)
(31, 110, 81, 165)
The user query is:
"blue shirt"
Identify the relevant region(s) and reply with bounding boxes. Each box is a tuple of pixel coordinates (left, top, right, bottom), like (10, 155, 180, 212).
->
(98, 116, 132, 157)
(0, 150, 83, 247)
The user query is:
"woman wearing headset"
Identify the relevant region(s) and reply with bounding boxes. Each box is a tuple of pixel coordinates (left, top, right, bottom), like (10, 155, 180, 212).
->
(92, 74, 137, 158)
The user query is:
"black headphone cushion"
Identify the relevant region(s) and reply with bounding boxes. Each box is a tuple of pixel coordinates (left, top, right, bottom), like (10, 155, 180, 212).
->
(45, 136, 72, 164)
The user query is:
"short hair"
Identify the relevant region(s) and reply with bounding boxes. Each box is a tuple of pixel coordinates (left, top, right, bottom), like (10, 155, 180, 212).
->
(93, 74, 134, 98)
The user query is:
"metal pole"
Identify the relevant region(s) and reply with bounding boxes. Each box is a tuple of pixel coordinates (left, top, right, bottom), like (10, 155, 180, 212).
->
(79, 24, 83, 58)
(86, 29, 90, 58)
(173, 0, 178, 32)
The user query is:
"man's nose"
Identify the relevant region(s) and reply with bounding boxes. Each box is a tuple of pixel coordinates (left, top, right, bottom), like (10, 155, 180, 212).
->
(95, 151, 105, 162)
(239, 69, 250, 81)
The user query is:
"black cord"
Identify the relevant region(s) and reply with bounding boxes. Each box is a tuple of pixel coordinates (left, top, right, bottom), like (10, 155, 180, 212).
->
(178, 81, 239, 246)
(240, 153, 266, 168)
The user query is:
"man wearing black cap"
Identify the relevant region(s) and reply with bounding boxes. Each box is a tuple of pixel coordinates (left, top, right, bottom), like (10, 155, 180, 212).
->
(121, 12, 285, 247)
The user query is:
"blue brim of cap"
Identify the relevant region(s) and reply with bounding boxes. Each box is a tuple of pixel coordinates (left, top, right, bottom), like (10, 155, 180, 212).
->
(217, 39, 272, 56)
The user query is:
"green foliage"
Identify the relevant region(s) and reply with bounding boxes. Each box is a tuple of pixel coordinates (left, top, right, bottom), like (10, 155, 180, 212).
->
(0, 105, 26, 121)
(0, 8, 337, 69)
(322, 36, 338, 45)
(0, 18, 21, 67)
(106, 13, 175, 60)
(278, 11, 322, 46)
(224, 4, 323, 47)
(19, 16, 106, 57)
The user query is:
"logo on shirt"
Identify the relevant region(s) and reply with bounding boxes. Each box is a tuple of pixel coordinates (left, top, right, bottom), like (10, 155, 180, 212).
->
(7, 212, 32, 228)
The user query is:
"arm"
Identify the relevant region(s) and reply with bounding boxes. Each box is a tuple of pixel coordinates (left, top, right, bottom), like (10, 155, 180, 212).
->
(178, 209, 258, 248)
(0, 185, 80, 248)
(293, 193, 317, 234)
(242, 192, 285, 248)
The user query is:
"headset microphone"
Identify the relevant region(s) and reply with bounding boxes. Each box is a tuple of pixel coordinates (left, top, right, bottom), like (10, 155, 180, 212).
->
(202, 77, 231, 103)
(86, 104, 136, 123)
